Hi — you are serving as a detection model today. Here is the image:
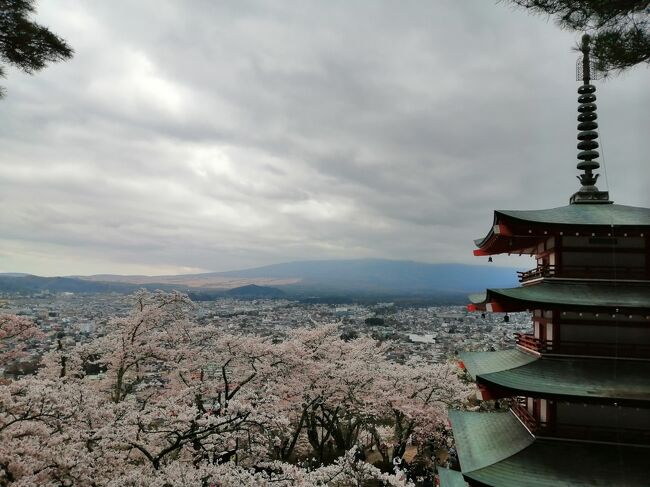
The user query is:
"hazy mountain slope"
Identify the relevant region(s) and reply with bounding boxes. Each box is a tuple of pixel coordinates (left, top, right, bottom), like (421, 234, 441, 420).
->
(76, 273, 299, 288)
(2, 259, 520, 299)
(225, 284, 286, 298)
(77, 259, 519, 293)
(217, 259, 518, 294)
(0, 275, 140, 294)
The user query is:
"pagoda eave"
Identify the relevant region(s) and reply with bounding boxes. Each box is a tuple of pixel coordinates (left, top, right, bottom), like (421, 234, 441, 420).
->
(464, 438, 649, 487)
(472, 235, 541, 257)
(461, 349, 650, 406)
(450, 410, 649, 487)
(437, 467, 469, 487)
(475, 377, 650, 407)
(473, 204, 650, 256)
(468, 281, 650, 314)
(473, 222, 543, 257)
(466, 301, 507, 313)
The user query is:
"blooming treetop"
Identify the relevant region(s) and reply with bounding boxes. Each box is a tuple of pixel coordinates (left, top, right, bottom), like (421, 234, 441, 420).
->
(0, 291, 470, 486)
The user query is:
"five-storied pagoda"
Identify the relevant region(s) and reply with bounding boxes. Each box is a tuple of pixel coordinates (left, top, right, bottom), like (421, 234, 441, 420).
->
(438, 35, 650, 486)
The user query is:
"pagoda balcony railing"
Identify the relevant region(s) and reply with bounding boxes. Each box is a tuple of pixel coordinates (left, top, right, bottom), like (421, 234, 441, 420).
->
(514, 332, 545, 352)
(511, 399, 650, 445)
(515, 333, 650, 359)
(517, 265, 556, 282)
(517, 264, 648, 283)
(511, 398, 537, 431)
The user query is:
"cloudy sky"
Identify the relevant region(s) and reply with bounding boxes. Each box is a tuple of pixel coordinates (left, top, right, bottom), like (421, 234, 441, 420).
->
(1, 1, 648, 276)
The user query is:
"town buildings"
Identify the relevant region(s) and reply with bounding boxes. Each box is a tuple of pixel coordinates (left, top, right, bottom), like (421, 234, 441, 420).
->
(1, 288, 528, 379)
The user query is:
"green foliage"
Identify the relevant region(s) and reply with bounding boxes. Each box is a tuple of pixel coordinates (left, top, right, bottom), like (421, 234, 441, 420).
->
(504, 0, 650, 72)
(0, 0, 73, 97)
(364, 317, 385, 326)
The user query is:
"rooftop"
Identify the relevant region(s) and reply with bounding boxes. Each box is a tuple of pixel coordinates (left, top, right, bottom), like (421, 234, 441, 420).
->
(450, 410, 649, 487)
(474, 204, 650, 255)
(461, 349, 650, 403)
(437, 467, 468, 487)
(469, 280, 650, 313)
(497, 203, 650, 227)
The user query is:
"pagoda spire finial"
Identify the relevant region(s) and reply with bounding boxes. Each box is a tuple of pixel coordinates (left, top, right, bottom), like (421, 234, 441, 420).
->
(570, 34, 612, 204)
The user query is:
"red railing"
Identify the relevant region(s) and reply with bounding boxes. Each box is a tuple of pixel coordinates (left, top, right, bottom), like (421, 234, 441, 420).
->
(511, 398, 537, 432)
(511, 399, 650, 445)
(514, 333, 547, 353)
(515, 333, 650, 359)
(517, 264, 648, 283)
(517, 265, 555, 282)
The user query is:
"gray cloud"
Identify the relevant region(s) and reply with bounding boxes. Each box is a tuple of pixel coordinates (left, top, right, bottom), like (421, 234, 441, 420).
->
(1, 0, 648, 275)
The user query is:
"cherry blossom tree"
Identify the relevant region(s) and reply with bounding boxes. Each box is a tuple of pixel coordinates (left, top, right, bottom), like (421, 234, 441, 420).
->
(0, 314, 43, 366)
(373, 359, 470, 465)
(260, 325, 471, 469)
(0, 290, 469, 485)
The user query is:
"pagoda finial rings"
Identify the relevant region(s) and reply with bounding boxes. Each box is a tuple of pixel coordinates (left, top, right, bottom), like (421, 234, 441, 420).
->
(578, 112, 598, 122)
(578, 140, 599, 151)
(578, 150, 600, 162)
(578, 103, 597, 113)
(578, 121, 598, 131)
(578, 130, 598, 141)
(578, 84, 596, 94)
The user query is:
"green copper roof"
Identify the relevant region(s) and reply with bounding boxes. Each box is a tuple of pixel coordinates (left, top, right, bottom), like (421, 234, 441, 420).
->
(461, 349, 650, 402)
(471, 280, 650, 311)
(449, 410, 534, 473)
(497, 203, 650, 227)
(450, 411, 649, 486)
(437, 467, 468, 487)
(474, 203, 650, 252)
(460, 348, 536, 379)
(467, 438, 649, 487)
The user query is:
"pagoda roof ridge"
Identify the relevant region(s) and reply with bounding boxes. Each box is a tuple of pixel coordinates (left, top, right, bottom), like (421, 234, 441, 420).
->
(460, 348, 537, 379)
(495, 203, 650, 227)
(474, 203, 650, 255)
(460, 349, 650, 404)
(469, 280, 650, 313)
(450, 410, 650, 486)
(449, 410, 534, 474)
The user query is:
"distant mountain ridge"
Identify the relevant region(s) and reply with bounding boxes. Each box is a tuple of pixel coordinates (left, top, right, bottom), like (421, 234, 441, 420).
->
(0, 259, 520, 301)
(215, 259, 518, 294)
(225, 284, 286, 298)
(0, 274, 143, 294)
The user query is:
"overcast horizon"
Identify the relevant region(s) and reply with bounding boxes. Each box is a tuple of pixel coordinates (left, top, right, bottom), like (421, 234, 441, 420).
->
(2, 1, 649, 277)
